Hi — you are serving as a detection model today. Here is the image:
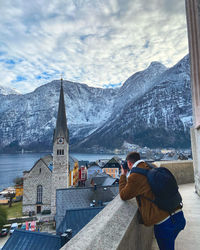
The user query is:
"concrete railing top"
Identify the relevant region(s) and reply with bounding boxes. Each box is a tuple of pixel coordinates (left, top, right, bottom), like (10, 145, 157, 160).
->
(61, 194, 153, 250)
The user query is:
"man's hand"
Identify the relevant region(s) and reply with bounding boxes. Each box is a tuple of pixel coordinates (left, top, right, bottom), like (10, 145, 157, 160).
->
(121, 165, 128, 176)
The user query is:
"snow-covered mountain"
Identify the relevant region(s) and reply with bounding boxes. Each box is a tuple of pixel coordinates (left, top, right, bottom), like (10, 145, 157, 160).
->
(0, 55, 192, 152)
(0, 85, 21, 95)
(0, 80, 118, 151)
(72, 55, 192, 151)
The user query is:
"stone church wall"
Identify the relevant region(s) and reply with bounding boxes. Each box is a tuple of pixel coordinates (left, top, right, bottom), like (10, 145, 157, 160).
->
(23, 158, 52, 215)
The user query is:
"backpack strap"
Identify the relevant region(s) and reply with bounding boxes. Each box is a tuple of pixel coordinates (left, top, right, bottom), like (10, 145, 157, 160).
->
(146, 162, 155, 169)
(130, 162, 155, 175)
(130, 167, 149, 176)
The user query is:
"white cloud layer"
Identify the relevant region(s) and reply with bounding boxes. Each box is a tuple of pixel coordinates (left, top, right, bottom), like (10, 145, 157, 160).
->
(0, 0, 188, 93)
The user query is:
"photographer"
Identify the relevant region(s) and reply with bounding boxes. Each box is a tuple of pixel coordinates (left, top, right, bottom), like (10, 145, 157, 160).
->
(119, 151, 186, 250)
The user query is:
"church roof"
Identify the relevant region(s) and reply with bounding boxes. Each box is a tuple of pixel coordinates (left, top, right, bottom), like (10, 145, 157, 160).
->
(24, 154, 77, 174)
(23, 154, 53, 174)
(56, 207, 104, 235)
(2, 229, 61, 250)
(48, 162, 53, 172)
(53, 78, 69, 143)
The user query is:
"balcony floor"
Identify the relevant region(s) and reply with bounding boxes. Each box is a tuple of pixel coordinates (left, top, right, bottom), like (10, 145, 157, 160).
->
(152, 183, 200, 250)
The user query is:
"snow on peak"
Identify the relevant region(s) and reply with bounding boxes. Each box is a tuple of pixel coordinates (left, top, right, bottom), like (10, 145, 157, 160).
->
(0, 85, 21, 95)
(148, 61, 165, 68)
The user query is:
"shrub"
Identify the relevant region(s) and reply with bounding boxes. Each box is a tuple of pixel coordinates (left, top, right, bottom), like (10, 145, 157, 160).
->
(0, 206, 7, 229)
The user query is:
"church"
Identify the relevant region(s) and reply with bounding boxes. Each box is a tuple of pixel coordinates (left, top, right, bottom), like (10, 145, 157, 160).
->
(23, 78, 74, 216)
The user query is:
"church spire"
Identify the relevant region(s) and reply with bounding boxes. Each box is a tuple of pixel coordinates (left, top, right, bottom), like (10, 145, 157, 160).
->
(53, 77, 69, 143)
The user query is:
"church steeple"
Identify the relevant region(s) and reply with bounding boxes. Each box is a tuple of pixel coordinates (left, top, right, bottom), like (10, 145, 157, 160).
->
(51, 77, 69, 215)
(53, 78, 69, 143)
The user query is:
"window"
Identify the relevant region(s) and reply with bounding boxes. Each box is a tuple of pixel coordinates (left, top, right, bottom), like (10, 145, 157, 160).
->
(37, 185, 43, 203)
(57, 149, 64, 155)
(39, 168, 41, 174)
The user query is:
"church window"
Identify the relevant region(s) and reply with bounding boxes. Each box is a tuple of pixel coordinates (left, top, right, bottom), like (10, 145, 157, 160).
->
(37, 185, 43, 203)
(57, 149, 64, 155)
(39, 168, 41, 174)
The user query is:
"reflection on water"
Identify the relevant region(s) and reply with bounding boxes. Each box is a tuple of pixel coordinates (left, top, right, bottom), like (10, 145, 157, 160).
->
(0, 152, 125, 191)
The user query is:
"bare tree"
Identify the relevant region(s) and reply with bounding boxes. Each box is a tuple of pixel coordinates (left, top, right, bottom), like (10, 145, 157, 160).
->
(4, 192, 16, 207)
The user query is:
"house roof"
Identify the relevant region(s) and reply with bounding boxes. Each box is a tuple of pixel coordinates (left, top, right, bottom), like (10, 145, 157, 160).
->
(101, 177, 116, 186)
(2, 230, 61, 250)
(56, 185, 118, 212)
(85, 171, 116, 187)
(88, 162, 100, 167)
(57, 207, 104, 235)
(78, 160, 89, 167)
(102, 157, 121, 169)
(87, 165, 101, 170)
(56, 185, 119, 230)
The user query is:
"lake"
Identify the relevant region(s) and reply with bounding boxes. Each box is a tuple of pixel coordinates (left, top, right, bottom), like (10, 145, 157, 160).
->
(0, 152, 125, 191)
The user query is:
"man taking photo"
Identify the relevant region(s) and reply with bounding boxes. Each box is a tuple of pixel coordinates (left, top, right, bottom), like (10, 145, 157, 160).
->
(119, 151, 186, 250)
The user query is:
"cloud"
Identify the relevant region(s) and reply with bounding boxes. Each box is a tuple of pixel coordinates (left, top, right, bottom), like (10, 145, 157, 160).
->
(0, 0, 188, 93)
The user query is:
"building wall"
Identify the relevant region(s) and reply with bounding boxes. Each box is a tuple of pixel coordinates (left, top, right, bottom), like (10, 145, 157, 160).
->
(103, 168, 119, 178)
(191, 128, 200, 195)
(73, 161, 79, 186)
(185, 0, 200, 196)
(22, 160, 52, 215)
(153, 160, 194, 185)
(69, 171, 73, 187)
(23, 204, 51, 215)
(15, 185, 23, 197)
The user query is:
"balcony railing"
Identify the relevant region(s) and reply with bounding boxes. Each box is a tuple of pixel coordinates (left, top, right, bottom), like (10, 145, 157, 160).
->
(61, 160, 194, 250)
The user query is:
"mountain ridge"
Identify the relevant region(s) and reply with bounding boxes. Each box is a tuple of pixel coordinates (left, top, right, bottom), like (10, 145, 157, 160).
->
(0, 54, 192, 152)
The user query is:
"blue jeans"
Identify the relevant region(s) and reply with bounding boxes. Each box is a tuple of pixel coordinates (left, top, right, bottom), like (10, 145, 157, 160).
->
(154, 211, 186, 250)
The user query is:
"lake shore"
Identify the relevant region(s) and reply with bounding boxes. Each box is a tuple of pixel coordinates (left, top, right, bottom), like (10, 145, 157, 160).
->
(0, 152, 126, 191)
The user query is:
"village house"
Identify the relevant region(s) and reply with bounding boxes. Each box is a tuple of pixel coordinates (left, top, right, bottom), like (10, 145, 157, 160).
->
(102, 157, 121, 178)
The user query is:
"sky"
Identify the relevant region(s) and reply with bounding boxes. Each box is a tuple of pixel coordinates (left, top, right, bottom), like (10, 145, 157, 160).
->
(0, 0, 188, 94)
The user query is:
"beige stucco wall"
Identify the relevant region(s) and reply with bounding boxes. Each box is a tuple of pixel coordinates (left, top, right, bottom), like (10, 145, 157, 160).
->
(190, 128, 200, 195)
(185, 0, 200, 196)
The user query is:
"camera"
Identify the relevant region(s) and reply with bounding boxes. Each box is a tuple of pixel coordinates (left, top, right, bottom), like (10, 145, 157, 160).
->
(121, 160, 129, 170)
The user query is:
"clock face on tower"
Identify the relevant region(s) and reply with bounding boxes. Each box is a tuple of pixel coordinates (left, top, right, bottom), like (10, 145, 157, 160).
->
(57, 137, 64, 144)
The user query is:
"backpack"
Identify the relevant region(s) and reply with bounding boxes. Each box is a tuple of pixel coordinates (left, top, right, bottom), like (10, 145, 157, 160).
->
(131, 163, 182, 214)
